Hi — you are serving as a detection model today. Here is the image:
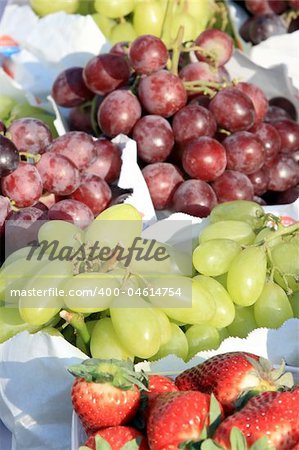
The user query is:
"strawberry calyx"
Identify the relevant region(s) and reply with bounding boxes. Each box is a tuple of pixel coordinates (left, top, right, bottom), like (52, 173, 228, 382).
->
(201, 428, 276, 450)
(68, 358, 148, 391)
(79, 435, 142, 450)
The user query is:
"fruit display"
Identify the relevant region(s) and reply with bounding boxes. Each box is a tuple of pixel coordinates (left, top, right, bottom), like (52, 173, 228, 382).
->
(51, 30, 299, 213)
(69, 354, 297, 449)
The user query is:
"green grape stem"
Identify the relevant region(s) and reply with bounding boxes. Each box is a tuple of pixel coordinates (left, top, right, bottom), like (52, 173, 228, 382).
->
(171, 25, 185, 75)
(60, 310, 90, 352)
(263, 222, 299, 244)
(19, 152, 41, 163)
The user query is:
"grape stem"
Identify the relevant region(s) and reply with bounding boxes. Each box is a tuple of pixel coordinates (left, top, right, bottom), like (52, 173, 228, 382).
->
(60, 310, 90, 352)
(171, 25, 185, 75)
(263, 222, 299, 244)
(19, 152, 41, 163)
(90, 96, 100, 137)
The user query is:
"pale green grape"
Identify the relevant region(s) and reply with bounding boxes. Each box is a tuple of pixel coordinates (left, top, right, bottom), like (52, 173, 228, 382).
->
(152, 308, 172, 345)
(253, 281, 293, 328)
(3, 246, 38, 268)
(0, 95, 16, 120)
(0, 307, 42, 343)
(186, 0, 213, 26)
(110, 22, 137, 44)
(40, 327, 63, 337)
(199, 221, 255, 245)
(227, 247, 267, 306)
(149, 276, 216, 324)
(110, 295, 161, 358)
(94, 0, 134, 18)
(38, 220, 83, 258)
(19, 260, 73, 325)
(289, 291, 299, 318)
(30, 0, 79, 15)
(170, 12, 197, 42)
(133, 0, 164, 37)
(194, 275, 235, 328)
(149, 322, 188, 361)
(92, 13, 115, 37)
(186, 323, 220, 360)
(61, 272, 120, 313)
(90, 318, 134, 360)
(209, 200, 265, 230)
(227, 305, 257, 338)
(271, 242, 299, 292)
(192, 239, 241, 276)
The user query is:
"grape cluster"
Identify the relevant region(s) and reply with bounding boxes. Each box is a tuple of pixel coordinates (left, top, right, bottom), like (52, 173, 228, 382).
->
(52, 30, 299, 217)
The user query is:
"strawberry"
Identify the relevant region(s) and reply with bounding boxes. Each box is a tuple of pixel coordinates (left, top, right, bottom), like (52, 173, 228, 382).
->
(68, 359, 147, 433)
(175, 352, 293, 414)
(147, 390, 211, 449)
(82, 426, 149, 450)
(147, 374, 178, 403)
(212, 387, 299, 450)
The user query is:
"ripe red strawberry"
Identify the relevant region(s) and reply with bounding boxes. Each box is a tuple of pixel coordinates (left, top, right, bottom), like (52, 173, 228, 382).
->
(147, 391, 210, 449)
(213, 387, 299, 449)
(175, 352, 293, 414)
(68, 359, 147, 433)
(83, 426, 149, 450)
(147, 374, 178, 403)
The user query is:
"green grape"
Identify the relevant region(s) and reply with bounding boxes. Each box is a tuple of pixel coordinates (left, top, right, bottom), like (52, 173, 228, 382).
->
(133, 0, 164, 37)
(9, 103, 57, 137)
(194, 275, 235, 328)
(30, 0, 79, 15)
(90, 318, 134, 360)
(94, 0, 134, 18)
(192, 239, 241, 276)
(92, 13, 115, 37)
(110, 22, 137, 44)
(110, 295, 161, 358)
(227, 305, 257, 338)
(289, 291, 299, 318)
(271, 242, 299, 292)
(0, 307, 42, 343)
(209, 200, 265, 230)
(3, 246, 38, 268)
(186, 323, 220, 360)
(254, 227, 281, 247)
(170, 12, 197, 42)
(149, 323, 188, 362)
(185, 0, 213, 25)
(61, 272, 120, 313)
(227, 247, 267, 306)
(76, 320, 97, 353)
(19, 260, 73, 326)
(199, 221, 255, 245)
(149, 276, 216, 324)
(160, 0, 177, 47)
(38, 220, 83, 258)
(214, 273, 227, 288)
(253, 281, 293, 328)
(218, 327, 229, 342)
(0, 95, 16, 120)
(152, 308, 172, 345)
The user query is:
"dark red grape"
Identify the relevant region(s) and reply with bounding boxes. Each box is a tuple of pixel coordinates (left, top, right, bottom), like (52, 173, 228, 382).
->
(276, 186, 299, 204)
(0, 135, 19, 177)
(1, 162, 43, 208)
(188, 94, 211, 109)
(251, 122, 281, 166)
(142, 162, 184, 210)
(235, 82, 268, 124)
(288, 15, 299, 32)
(109, 41, 129, 56)
(46, 131, 96, 170)
(182, 136, 227, 182)
(248, 167, 269, 195)
(138, 70, 187, 118)
(70, 174, 112, 216)
(172, 104, 217, 145)
(83, 54, 130, 95)
(269, 97, 297, 121)
(288, 0, 299, 9)
(209, 87, 256, 132)
(274, 119, 299, 154)
(240, 18, 254, 42)
(269, 0, 288, 13)
(223, 131, 265, 174)
(211, 170, 254, 202)
(249, 14, 287, 44)
(0, 195, 10, 236)
(172, 179, 218, 217)
(179, 61, 221, 97)
(69, 105, 94, 134)
(48, 199, 93, 229)
(132, 115, 174, 163)
(129, 35, 168, 75)
(292, 150, 299, 164)
(253, 195, 267, 206)
(98, 90, 142, 137)
(37, 193, 56, 210)
(8, 118, 52, 155)
(267, 154, 299, 191)
(85, 138, 122, 183)
(265, 105, 292, 122)
(51, 67, 94, 108)
(36, 152, 80, 195)
(245, 0, 272, 15)
(195, 29, 233, 67)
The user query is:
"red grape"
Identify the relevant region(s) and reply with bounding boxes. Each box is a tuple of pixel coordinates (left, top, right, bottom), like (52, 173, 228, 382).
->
(97, 90, 142, 137)
(83, 54, 130, 95)
(85, 139, 122, 183)
(251, 122, 281, 166)
(249, 14, 287, 44)
(0, 135, 19, 177)
(189, 94, 211, 109)
(223, 131, 265, 174)
(51, 67, 94, 107)
(288, 0, 299, 9)
(69, 105, 94, 134)
(211, 170, 254, 202)
(109, 41, 129, 56)
(129, 35, 168, 75)
(142, 162, 184, 209)
(182, 136, 227, 181)
(265, 105, 292, 122)
(172, 104, 217, 145)
(248, 167, 269, 195)
(8, 118, 52, 155)
(269, 97, 297, 121)
(172, 179, 218, 217)
(138, 70, 187, 118)
(179, 61, 220, 96)
(267, 154, 299, 191)
(70, 174, 112, 216)
(195, 29, 233, 67)
(132, 115, 174, 163)
(245, 0, 272, 15)
(48, 199, 94, 229)
(276, 186, 299, 204)
(1, 162, 43, 208)
(46, 131, 96, 170)
(235, 82, 268, 124)
(269, 0, 288, 13)
(209, 87, 256, 132)
(36, 152, 80, 195)
(274, 119, 299, 154)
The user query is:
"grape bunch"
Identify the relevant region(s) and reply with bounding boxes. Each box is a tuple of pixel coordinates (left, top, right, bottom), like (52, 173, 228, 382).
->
(52, 30, 299, 216)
